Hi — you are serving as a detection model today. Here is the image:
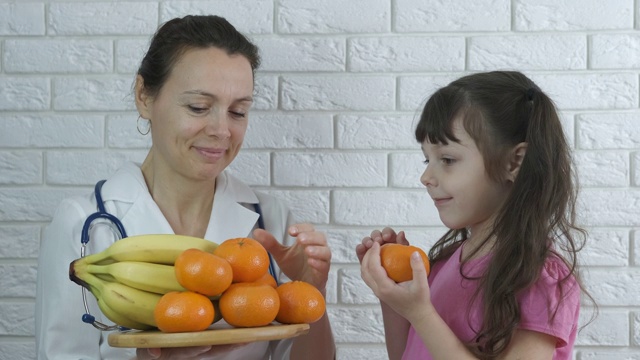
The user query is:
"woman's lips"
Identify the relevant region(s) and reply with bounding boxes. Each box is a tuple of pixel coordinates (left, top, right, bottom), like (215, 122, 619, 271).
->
(195, 147, 226, 161)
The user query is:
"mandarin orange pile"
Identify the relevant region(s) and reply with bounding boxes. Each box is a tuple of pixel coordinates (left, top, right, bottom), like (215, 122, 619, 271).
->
(151, 237, 326, 333)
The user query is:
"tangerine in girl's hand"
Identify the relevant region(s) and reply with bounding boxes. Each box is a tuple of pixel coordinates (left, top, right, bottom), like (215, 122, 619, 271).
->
(380, 243, 430, 283)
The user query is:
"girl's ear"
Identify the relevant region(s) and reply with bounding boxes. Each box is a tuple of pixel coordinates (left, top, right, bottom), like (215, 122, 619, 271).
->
(507, 142, 527, 182)
(135, 75, 152, 120)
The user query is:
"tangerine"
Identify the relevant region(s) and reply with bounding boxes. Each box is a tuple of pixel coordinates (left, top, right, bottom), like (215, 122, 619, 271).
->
(275, 281, 325, 324)
(219, 282, 280, 327)
(174, 248, 233, 297)
(213, 237, 269, 283)
(254, 272, 278, 288)
(154, 291, 214, 333)
(379, 243, 430, 283)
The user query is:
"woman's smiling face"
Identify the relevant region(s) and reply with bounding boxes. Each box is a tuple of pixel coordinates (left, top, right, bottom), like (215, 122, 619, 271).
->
(137, 46, 254, 181)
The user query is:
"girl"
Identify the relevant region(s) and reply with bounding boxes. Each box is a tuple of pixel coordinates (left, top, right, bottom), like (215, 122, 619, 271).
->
(357, 71, 589, 359)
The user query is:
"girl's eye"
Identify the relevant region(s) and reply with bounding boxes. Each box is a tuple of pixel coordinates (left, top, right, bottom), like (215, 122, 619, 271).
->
(441, 157, 456, 165)
(422, 158, 429, 165)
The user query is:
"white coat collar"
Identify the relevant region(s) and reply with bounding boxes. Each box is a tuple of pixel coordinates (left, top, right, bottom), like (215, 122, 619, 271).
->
(100, 162, 260, 244)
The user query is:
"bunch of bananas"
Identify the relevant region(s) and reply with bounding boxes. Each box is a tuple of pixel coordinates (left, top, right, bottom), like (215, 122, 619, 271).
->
(69, 234, 219, 330)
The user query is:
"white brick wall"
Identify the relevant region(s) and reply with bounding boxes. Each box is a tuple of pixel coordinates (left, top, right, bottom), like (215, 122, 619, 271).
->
(1, 1, 639, 359)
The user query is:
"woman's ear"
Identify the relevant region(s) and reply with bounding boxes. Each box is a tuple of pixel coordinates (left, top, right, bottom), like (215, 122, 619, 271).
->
(507, 142, 527, 182)
(134, 75, 152, 119)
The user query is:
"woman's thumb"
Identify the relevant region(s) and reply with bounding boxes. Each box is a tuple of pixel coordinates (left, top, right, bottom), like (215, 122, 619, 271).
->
(252, 228, 288, 259)
(252, 228, 277, 249)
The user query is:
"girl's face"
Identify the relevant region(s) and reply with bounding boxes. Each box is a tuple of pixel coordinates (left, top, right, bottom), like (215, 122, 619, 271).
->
(420, 117, 510, 237)
(136, 47, 254, 181)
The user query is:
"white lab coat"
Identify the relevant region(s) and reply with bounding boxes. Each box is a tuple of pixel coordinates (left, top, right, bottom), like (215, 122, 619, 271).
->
(35, 162, 294, 360)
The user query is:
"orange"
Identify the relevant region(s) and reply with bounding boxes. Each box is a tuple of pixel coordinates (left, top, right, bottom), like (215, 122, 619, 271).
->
(254, 272, 278, 288)
(275, 281, 325, 324)
(379, 243, 430, 283)
(154, 291, 214, 333)
(213, 237, 269, 283)
(219, 282, 280, 327)
(174, 248, 233, 297)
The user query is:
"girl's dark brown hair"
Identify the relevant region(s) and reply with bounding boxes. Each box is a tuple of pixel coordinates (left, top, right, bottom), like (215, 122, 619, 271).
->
(416, 71, 591, 358)
(137, 15, 260, 98)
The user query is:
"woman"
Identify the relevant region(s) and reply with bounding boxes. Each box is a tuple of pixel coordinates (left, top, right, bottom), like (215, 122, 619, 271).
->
(35, 15, 335, 360)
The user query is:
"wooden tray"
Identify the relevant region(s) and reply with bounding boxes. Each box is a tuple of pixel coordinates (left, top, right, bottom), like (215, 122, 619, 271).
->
(108, 323, 310, 348)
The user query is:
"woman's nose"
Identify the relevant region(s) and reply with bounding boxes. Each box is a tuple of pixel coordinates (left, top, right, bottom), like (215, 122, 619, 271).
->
(206, 111, 231, 138)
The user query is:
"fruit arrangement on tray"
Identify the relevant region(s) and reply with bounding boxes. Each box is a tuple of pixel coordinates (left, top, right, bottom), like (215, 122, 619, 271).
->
(69, 234, 325, 336)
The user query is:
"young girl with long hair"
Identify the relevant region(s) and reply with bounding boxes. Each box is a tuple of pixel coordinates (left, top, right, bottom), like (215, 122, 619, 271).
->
(356, 71, 590, 359)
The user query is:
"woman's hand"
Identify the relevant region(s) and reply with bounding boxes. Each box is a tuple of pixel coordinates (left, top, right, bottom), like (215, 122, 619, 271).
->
(360, 241, 434, 324)
(135, 344, 244, 359)
(253, 224, 331, 292)
(356, 227, 409, 263)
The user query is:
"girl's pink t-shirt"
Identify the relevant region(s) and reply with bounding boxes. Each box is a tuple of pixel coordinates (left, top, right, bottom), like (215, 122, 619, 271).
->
(402, 245, 580, 360)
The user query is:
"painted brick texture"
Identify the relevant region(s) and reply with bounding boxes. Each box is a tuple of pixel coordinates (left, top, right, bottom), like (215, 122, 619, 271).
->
(1, 1, 639, 359)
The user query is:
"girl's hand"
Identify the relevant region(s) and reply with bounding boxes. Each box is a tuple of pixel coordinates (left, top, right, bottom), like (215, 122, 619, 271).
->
(253, 224, 331, 292)
(356, 227, 409, 263)
(360, 241, 434, 324)
(136, 344, 244, 359)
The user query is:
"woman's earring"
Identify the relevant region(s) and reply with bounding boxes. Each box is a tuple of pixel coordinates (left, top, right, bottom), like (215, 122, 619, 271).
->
(137, 116, 151, 135)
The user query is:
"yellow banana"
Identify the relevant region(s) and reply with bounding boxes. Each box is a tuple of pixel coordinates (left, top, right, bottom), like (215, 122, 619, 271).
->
(79, 272, 161, 328)
(83, 261, 186, 294)
(77, 272, 149, 329)
(76, 234, 218, 266)
(96, 296, 154, 331)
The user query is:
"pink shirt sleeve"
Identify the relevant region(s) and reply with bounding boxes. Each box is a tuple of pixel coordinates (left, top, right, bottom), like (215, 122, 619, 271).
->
(516, 256, 580, 348)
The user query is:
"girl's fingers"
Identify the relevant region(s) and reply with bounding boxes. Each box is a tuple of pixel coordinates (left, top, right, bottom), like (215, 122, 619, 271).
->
(397, 231, 409, 245)
(410, 251, 429, 286)
(361, 242, 383, 285)
(381, 227, 397, 241)
(369, 229, 383, 242)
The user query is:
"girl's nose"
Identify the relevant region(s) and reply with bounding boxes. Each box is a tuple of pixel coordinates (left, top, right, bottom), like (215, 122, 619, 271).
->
(420, 166, 436, 187)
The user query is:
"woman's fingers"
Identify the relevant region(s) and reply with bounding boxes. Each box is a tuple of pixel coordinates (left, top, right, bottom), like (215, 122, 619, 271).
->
(136, 346, 212, 359)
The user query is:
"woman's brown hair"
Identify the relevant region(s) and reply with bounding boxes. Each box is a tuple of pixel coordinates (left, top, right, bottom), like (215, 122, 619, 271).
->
(416, 71, 592, 358)
(137, 15, 260, 99)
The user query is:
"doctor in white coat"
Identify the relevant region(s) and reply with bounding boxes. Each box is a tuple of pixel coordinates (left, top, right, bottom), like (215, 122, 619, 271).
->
(35, 15, 335, 360)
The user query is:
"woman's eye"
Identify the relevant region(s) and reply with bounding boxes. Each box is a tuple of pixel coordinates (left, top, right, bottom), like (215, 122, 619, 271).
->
(188, 105, 207, 114)
(229, 111, 246, 118)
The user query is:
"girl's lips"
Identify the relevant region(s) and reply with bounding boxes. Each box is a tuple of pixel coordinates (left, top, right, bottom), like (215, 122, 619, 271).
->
(195, 147, 226, 161)
(433, 197, 452, 206)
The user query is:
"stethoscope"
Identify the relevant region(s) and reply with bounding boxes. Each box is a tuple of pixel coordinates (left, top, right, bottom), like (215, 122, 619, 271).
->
(79, 180, 278, 330)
